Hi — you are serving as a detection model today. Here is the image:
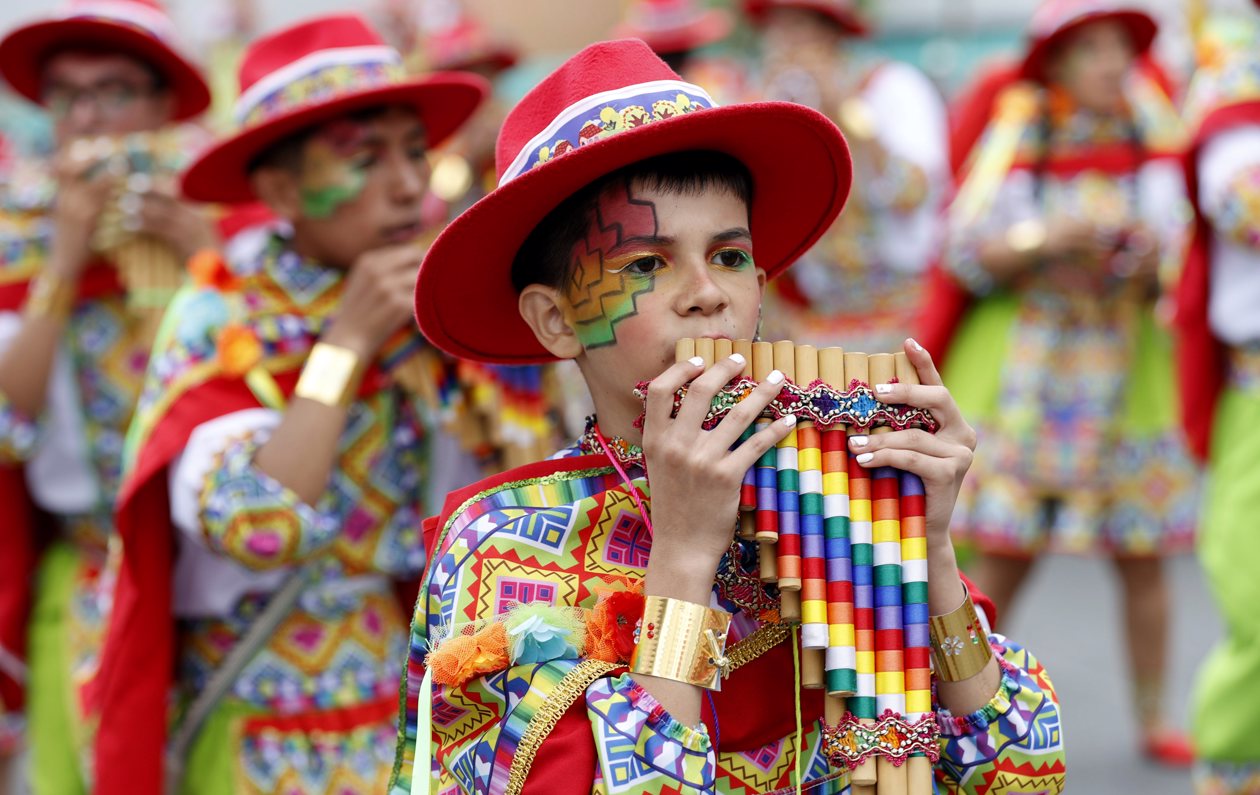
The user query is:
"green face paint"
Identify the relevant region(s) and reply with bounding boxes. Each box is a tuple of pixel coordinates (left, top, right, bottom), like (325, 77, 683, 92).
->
(563, 188, 662, 349)
(298, 120, 370, 219)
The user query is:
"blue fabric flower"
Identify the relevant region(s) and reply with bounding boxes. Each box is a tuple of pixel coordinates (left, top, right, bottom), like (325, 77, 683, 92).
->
(508, 612, 580, 665)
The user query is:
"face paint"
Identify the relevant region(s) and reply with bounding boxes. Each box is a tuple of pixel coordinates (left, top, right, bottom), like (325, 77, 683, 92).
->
(299, 119, 371, 219)
(563, 185, 662, 349)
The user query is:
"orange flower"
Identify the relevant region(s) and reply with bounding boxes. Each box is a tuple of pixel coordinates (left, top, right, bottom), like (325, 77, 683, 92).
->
(216, 323, 263, 376)
(586, 587, 645, 663)
(427, 622, 509, 687)
(188, 249, 240, 291)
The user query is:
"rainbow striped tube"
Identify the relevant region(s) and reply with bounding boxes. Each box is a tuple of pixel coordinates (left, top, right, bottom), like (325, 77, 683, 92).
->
(773, 342, 802, 604)
(821, 419, 857, 695)
(847, 445, 877, 722)
(900, 471, 932, 719)
(797, 346, 828, 651)
(872, 467, 907, 720)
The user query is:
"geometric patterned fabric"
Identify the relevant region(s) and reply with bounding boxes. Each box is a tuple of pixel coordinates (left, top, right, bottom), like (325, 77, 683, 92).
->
(390, 451, 1066, 794)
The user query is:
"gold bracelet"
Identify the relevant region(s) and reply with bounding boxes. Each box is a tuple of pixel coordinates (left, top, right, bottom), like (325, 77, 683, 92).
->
(293, 342, 363, 408)
(23, 272, 76, 320)
(928, 585, 994, 682)
(630, 595, 732, 690)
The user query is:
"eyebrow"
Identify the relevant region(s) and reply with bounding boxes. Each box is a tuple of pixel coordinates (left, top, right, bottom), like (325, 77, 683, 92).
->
(712, 227, 752, 244)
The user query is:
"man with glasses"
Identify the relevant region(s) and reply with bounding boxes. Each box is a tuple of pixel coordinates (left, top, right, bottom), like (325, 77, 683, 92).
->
(0, 1, 211, 792)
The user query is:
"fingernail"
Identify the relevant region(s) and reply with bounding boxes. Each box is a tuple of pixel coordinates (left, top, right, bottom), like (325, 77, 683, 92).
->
(767, 369, 784, 385)
(876, 383, 893, 395)
(856, 452, 874, 464)
(850, 435, 869, 448)
(781, 414, 797, 426)
(688, 356, 704, 367)
(909, 337, 924, 352)
(728, 353, 745, 366)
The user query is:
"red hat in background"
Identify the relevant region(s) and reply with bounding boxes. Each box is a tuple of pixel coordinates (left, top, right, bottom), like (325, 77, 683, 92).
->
(0, 0, 210, 120)
(744, 0, 869, 37)
(419, 0, 518, 74)
(616, 0, 733, 56)
(1020, 0, 1157, 82)
(414, 38, 852, 364)
(181, 13, 487, 204)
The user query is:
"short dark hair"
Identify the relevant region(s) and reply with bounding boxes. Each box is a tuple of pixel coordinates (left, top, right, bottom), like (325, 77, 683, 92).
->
(510, 150, 753, 293)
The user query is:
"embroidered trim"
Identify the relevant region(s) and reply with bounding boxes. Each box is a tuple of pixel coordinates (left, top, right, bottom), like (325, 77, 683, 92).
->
(821, 709, 942, 770)
(724, 622, 791, 675)
(504, 659, 621, 795)
(936, 653, 1021, 736)
(630, 375, 938, 439)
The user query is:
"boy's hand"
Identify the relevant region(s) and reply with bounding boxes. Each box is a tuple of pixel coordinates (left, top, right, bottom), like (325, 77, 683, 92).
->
(322, 244, 423, 357)
(641, 352, 796, 594)
(846, 339, 977, 545)
(126, 178, 218, 262)
(48, 148, 115, 280)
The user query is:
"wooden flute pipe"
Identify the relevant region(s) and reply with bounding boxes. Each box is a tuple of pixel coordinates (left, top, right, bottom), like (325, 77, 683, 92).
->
(751, 341, 779, 584)
(895, 352, 934, 795)
(842, 353, 879, 791)
(734, 339, 758, 541)
(772, 340, 802, 623)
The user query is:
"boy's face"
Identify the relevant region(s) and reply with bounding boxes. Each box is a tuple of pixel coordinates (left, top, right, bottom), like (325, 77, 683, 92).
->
(558, 181, 765, 410)
(275, 106, 429, 267)
(1047, 20, 1136, 114)
(42, 51, 173, 143)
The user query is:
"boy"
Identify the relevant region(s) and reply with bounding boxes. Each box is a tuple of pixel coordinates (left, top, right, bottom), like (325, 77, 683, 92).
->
(0, 1, 211, 790)
(393, 39, 1065, 794)
(90, 14, 487, 794)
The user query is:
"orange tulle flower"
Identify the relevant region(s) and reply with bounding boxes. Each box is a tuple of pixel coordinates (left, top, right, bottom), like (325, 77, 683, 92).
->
(427, 621, 509, 687)
(188, 249, 240, 291)
(586, 586, 645, 664)
(216, 323, 263, 376)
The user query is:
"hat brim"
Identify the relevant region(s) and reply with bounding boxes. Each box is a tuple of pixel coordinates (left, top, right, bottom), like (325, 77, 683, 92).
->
(181, 73, 487, 204)
(0, 18, 210, 121)
(745, 0, 869, 38)
(1020, 10, 1157, 82)
(415, 101, 852, 364)
(615, 10, 734, 55)
(433, 46, 519, 75)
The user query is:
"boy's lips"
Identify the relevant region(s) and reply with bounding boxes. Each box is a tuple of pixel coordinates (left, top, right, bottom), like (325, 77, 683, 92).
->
(382, 221, 424, 244)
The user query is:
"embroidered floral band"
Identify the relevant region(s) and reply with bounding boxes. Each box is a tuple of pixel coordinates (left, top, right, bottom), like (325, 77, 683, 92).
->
(631, 376, 940, 434)
(500, 80, 716, 185)
(236, 60, 407, 127)
(822, 710, 941, 771)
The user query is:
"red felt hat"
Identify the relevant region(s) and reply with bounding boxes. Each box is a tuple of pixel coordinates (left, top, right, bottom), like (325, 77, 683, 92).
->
(0, 0, 210, 121)
(423, 17, 518, 74)
(414, 38, 852, 364)
(616, 0, 733, 56)
(1020, 0, 1157, 82)
(181, 13, 487, 204)
(744, 0, 869, 37)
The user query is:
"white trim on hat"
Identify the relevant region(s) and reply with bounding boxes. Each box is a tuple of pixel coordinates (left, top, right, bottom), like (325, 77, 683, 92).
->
(63, 0, 178, 42)
(499, 78, 717, 187)
(233, 44, 402, 125)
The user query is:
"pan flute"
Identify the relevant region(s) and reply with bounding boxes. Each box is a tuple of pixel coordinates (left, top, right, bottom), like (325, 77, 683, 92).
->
(670, 338, 941, 795)
(74, 130, 192, 340)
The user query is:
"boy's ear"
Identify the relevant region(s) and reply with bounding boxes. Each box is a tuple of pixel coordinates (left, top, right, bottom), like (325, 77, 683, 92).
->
(249, 166, 301, 222)
(518, 285, 583, 360)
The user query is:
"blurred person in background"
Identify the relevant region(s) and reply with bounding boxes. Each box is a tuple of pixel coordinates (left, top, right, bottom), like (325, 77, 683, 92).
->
(616, 0, 748, 104)
(1177, 4, 1260, 792)
(924, 0, 1199, 767)
(747, 0, 950, 355)
(87, 13, 489, 794)
(0, 0, 212, 791)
